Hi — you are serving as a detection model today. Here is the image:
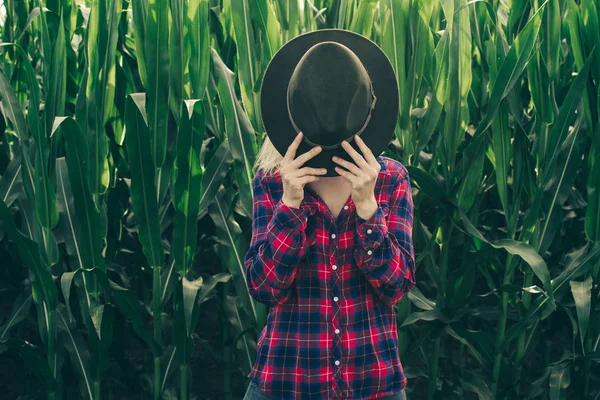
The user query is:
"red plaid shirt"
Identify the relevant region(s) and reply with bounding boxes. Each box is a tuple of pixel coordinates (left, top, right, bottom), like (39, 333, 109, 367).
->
(245, 156, 416, 399)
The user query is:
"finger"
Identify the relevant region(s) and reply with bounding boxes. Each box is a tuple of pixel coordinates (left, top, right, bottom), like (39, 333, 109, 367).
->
(341, 139, 370, 170)
(283, 132, 304, 163)
(298, 175, 320, 184)
(354, 135, 378, 167)
(334, 166, 358, 184)
(293, 166, 328, 177)
(291, 145, 322, 169)
(331, 156, 362, 176)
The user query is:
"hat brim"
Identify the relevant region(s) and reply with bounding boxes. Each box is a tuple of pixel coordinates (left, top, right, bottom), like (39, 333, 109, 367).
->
(260, 28, 399, 177)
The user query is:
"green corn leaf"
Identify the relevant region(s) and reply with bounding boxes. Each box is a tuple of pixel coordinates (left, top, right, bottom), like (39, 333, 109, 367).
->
(0, 128, 24, 207)
(585, 145, 600, 241)
(173, 100, 205, 275)
(0, 69, 28, 142)
(145, 0, 170, 169)
(230, 0, 260, 127)
(0, 45, 58, 233)
(188, 0, 211, 100)
(60, 269, 79, 324)
(549, 363, 570, 400)
(580, 0, 600, 83)
(380, 0, 407, 107)
(45, 14, 66, 143)
(457, 207, 554, 304)
(208, 186, 262, 328)
(0, 292, 33, 341)
(545, 49, 595, 165)
(173, 281, 195, 366)
(124, 94, 164, 268)
(211, 48, 256, 218)
(474, 0, 548, 138)
(274, 0, 299, 36)
(56, 305, 94, 400)
(445, 324, 491, 369)
(504, 242, 600, 347)
(459, 369, 494, 400)
(0, 199, 57, 311)
(197, 139, 234, 220)
(169, 0, 186, 123)
(85, 0, 117, 195)
(52, 117, 105, 271)
(182, 276, 203, 336)
(569, 275, 593, 350)
(349, 0, 379, 37)
(404, 166, 447, 202)
(107, 277, 162, 356)
(55, 158, 86, 271)
(250, 0, 282, 63)
(131, 0, 148, 87)
(222, 293, 256, 377)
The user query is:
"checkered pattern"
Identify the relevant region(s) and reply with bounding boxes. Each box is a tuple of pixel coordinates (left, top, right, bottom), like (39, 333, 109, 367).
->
(244, 156, 416, 399)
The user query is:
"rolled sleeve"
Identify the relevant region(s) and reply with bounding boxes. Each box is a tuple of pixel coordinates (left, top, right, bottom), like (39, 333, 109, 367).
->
(273, 199, 308, 234)
(244, 170, 308, 307)
(353, 173, 416, 306)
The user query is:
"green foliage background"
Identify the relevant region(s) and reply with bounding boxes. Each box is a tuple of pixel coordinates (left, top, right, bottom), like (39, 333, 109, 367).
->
(0, 0, 599, 399)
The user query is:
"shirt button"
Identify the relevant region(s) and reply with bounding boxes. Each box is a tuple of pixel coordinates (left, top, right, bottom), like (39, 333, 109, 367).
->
(335, 360, 340, 366)
(367, 229, 372, 234)
(332, 265, 337, 270)
(343, 205, 348, 210)
(333, 296, 339, 302)
(335, 328, 340, 334)
(367, 250, 372, 255)
(331, 233, 336, 239)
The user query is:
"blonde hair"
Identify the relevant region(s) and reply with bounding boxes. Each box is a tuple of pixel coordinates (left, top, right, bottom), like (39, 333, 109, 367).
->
(253, 134, 284, 176)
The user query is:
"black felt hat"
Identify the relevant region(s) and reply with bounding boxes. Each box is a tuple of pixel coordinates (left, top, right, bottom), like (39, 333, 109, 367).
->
(260, 28, 399, 177)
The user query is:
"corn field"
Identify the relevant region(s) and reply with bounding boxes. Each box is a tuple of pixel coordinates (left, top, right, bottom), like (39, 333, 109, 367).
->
(0, 0, 599, 399)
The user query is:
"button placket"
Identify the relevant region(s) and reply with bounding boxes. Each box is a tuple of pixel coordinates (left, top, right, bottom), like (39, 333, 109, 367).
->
(330, 230, 343, 395)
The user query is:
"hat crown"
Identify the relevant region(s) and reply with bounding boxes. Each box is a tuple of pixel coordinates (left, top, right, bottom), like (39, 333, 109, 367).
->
(287, 41, 374, 147)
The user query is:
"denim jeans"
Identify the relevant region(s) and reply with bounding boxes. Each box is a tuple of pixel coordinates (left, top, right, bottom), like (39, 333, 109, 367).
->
(242, 380, 408, 400)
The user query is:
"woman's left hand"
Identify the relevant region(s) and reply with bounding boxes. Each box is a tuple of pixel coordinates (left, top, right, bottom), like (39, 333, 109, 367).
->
(331, 135, 379, 218)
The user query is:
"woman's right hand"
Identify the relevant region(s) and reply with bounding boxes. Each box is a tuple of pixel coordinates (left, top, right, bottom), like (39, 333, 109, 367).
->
(280, 132, 328, 208)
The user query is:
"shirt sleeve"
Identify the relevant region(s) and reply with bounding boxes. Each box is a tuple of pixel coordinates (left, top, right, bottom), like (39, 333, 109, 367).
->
(353, 172, 416, 306)
(244, 169, 308, 307)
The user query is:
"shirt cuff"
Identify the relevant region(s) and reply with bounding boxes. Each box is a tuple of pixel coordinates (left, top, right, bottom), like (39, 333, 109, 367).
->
(355, 204, 389, 256)
(273, 198, 308, 231)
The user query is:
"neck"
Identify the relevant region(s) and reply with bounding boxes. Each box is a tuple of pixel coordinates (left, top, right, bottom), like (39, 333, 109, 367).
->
(307, 175, 350, 192)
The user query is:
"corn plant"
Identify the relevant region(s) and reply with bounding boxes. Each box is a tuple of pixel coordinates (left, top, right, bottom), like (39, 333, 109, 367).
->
(0, 0, 599, 399)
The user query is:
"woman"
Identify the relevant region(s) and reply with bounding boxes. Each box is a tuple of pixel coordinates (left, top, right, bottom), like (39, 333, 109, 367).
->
(243, 30, 416, 399)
